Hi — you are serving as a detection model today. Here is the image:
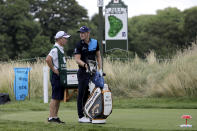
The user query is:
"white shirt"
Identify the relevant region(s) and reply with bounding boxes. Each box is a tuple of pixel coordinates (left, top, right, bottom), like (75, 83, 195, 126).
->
(48, 43, 64, 69)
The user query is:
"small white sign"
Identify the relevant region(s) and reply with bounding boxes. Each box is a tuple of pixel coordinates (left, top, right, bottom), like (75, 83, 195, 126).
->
(97, 0, 103, 7)
(67, 74, 78, 85)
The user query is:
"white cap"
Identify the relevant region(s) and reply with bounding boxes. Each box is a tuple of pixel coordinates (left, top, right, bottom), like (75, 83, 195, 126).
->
(55, 31, 71, 39)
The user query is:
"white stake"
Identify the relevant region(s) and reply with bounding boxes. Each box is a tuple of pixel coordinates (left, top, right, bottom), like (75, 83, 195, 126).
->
(43, 66, 48, 103)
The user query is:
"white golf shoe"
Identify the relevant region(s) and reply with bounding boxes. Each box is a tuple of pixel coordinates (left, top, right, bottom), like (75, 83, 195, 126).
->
(78, 117, 91, 123)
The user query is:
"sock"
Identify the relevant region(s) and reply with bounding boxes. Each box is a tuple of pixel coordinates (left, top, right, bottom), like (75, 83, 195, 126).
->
(48, 117, 53, 120)
(48, 117, 58, 120)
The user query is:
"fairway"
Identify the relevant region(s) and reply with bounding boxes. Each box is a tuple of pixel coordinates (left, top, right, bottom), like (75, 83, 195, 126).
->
(1, 108, 197, 130)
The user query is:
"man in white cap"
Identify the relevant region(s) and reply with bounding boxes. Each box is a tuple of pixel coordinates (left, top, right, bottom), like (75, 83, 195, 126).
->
(46, 31, 71, 124)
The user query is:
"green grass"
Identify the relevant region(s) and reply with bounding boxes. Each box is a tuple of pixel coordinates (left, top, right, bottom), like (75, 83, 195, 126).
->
(114, 97, 197, 109)
(1, 109, 197, 130)
(0, 98, 197, 131)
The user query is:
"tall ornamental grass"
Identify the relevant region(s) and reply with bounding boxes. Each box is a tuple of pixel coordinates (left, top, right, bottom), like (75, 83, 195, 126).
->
(1, 45, 197, 99)
(0, 58, 78, 100)
(104, 45, 197, 98)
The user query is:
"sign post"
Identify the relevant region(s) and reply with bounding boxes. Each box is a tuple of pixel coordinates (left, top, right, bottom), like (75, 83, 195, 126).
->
(105, 0, 128, 52)
(98, 0, 104, 69)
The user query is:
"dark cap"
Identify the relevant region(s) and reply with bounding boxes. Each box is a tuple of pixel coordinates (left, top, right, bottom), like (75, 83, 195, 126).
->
(77, 26, 90, 33)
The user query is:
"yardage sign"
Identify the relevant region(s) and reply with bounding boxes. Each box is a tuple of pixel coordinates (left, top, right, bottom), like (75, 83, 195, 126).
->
(14, 68, 31, 101)
(105, 0, 128, 51)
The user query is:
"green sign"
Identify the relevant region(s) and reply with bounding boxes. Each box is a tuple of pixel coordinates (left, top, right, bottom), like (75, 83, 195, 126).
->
(105, 0, 128, 51)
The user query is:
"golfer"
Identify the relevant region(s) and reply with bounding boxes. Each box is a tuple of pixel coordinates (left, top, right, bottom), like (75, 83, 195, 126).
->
(74, 26, 102, 123)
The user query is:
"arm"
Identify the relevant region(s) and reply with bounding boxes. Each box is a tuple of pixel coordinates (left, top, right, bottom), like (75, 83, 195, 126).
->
(46, 55, 59, 75)
(96, 50, 102, 70)
(74, 54, 88, 69)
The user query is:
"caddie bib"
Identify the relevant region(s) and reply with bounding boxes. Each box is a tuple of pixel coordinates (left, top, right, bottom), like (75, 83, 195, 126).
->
(50, 46, 67, 88)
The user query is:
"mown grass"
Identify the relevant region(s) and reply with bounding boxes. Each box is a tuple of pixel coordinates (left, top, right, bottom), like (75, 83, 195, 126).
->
(1, 97, 197, 112)
(1, 98, 197, 131)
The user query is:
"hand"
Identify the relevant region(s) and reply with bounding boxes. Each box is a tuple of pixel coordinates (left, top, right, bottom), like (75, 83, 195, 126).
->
(84, 63, 89, 73)
(84, 63, 88, 70)
(53, 69, 59, 76)
(99, 69, 103, 76)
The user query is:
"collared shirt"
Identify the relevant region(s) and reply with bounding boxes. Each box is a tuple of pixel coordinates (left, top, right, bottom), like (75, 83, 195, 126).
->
(48, 43, 64, 69)
(74, 38, 99, 69)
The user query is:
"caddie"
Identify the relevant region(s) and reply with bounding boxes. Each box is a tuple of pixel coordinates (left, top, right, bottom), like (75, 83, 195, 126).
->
(46, 31, 71, 124)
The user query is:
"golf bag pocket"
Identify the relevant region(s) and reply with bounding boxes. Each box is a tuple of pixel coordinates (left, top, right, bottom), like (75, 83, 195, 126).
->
(84, 84, 112, 120)
(84, 88, 103, 119)
(103, 91, 112, 116)
(103, 84, 112, 116)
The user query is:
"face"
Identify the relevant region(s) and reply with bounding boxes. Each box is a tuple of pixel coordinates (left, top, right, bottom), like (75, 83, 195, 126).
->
(59, 37, 68, 46)
(80, 32, 89, 40)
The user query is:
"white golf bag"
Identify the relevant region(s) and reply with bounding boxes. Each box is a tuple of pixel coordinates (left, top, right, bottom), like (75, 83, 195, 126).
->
(84, 60, 112, 124)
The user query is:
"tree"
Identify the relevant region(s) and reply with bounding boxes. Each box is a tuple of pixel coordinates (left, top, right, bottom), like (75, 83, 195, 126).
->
(128, 7, 185, 58)
(183, 7, 197, 44)
(29, 0, 89, 43)
(90, 14, 105, 39)
(0, 0, 51, 59)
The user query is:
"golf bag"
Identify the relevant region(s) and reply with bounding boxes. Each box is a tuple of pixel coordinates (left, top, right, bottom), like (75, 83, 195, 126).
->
(0, 93, 10, 105)
(84, 60, 112, 124)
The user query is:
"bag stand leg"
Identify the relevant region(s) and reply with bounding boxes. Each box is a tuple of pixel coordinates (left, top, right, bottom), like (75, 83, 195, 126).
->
(92, 119, 106, 124)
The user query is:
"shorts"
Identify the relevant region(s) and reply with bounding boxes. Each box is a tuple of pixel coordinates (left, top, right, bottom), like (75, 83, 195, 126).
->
(50, 72, 64, 100)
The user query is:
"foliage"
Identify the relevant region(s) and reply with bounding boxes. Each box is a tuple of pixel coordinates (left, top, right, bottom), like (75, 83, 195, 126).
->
(0, 2, 197, 59)
(28, 0, 88, 43)
(0, 0, 51, 60)
(128, 7, 186, 58)
(104, 44, 197, 98)
(183, 6, 197, 44)
(105, 49, 134, 59)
